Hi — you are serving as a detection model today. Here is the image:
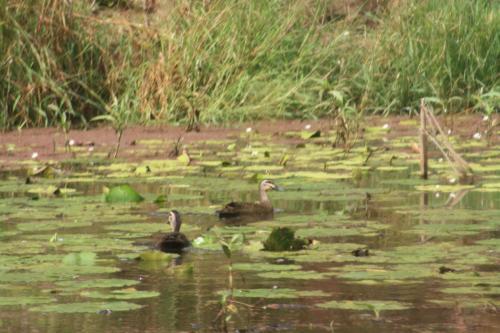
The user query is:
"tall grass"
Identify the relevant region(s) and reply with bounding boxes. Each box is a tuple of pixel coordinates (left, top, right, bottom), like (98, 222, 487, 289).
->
(0, 0, 113, 129)
(0, 0, 498, 130)
(362, 0, 500, 114)
(135, 0, 352, 124)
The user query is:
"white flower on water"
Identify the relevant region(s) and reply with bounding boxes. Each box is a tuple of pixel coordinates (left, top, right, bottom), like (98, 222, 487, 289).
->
(304, 124, 311, 130)
(449, 193, 456, 199)
(31, 152, 39, 159)
(438, 158, 443, 163)
(251, 151, 258, 157)
(447, 129, 452, 135)
(245, 127, 252, 133)
(483, 115, 489, 121)
(69, 139, 75, 146)
(473, 132, 482, 140)
(449, 178, 456, 184)
(435, 192, 440, 198)
(88, 146, 94, 152)
(382, 123, 390, 129)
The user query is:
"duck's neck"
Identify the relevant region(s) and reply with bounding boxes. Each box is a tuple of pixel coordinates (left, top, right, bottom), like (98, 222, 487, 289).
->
(171, 220, 181, 233)
(259, 188, 272, 207)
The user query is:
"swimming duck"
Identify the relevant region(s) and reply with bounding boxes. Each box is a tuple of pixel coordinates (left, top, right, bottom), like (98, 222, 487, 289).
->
(156, 210, 190, 253)
(218, 179, 282, 218)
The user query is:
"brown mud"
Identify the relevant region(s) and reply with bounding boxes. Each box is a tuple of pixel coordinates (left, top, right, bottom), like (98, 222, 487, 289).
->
(0, 115, 496, 168)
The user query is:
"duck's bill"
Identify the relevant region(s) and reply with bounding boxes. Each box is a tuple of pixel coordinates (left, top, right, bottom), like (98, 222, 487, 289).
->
(274, 186, 285, 191)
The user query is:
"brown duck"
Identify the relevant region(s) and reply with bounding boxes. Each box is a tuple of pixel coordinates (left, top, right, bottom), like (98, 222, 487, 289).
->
(156, 210, 190, 253)
(218, 179, 282, 218)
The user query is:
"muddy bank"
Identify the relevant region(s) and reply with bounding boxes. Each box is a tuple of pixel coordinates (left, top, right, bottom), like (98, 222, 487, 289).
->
(0, 115, 496, 167)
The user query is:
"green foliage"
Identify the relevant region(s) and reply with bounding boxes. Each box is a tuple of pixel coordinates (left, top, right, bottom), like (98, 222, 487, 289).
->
(104, 184, 144, 203)
(262, 227, 306, 252)
(362, 0, 499, 114)
(1, 0, 498, 129)
(0, 0, 111, 129)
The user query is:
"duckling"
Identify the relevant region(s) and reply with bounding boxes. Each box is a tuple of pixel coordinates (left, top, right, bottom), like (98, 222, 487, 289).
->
(156, 210, 190, 253)
(218, 179, 282, 218)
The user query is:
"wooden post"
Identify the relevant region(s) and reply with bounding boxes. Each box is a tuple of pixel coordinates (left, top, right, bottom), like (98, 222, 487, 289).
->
(420, 100, 428, 179)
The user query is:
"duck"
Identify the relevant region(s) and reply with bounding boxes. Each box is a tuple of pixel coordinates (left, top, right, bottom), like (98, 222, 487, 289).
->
(156, 210, 190, 253)
(218, 179, 282, 218)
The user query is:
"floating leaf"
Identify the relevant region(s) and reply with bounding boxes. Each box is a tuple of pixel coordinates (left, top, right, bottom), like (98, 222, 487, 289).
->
(104, 185, 144, 203)
(154, 195, 167, 204)
(257, 270, 333, 280)
(55, 279, 140, 290)
(300, 130, 321, 139)
(233, 263, 302, 271)
(138, 251, 176, 261)
(219, 288, 329, 299)
(0, 296, 55, 306)
(30, 301, 143, 313)
(317, 300, 410, 311)
(81, 289, 160, 300)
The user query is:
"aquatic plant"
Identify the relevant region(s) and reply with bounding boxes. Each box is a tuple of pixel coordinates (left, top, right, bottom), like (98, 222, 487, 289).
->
(262, 227, 307, 252)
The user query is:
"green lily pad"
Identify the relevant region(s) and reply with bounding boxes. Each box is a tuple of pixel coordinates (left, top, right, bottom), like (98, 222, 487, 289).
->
(27, 186, 77, 196)
(257, 270, 333, 280)
(81, 288, 160, 300)
(17, 220, 92, 232)
(0, 296, 55, 306)
(104, 185, 144, 203)
(219, 288, 329, 299)
(415, 184, 475, 192)
(233, 263, 302, 271)
(55, 278, 140, 290)
(300, 130, 321, 139)
(138, 251, 177, 261)
(30, 301, 143, 313)
(317, 300, 410, 311)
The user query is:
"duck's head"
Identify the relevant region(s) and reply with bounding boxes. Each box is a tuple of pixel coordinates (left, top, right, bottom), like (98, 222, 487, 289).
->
(260, 179, 283, 192)
(168, 210, 182, 232)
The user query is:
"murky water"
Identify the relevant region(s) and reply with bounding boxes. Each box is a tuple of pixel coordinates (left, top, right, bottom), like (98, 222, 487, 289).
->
(0, 125, 499, 332)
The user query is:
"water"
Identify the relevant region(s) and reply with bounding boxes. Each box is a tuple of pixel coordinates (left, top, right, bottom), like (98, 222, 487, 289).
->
(0, 127, 499, 332)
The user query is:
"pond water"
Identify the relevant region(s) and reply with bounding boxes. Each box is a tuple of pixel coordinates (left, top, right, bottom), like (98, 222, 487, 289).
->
(0, 122, 499, 332)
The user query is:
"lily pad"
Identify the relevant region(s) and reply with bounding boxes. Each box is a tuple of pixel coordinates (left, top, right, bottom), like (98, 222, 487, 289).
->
(233, 263, 302, 271)
(30, 301, 143, 313)
(55, 278, 140, 290)
(257, 270, 333, 280)
(317, 300, 410, 311)
(104, 185, 144, 203)
(81, 288, 160, 300)
(219, 288, 329, 299)
(138, 251, 177, 261)
(0, 296, 55, 306)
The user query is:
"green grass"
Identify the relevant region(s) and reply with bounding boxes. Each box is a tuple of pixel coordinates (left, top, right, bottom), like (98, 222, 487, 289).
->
(0, 0, 498, 130)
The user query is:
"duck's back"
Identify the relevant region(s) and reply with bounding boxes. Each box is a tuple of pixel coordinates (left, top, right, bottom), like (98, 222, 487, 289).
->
(218, 201, 273, 218)
(156, 232, 190, 253)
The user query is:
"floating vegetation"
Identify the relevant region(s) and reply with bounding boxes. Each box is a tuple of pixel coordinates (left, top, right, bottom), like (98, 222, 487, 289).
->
(219, 288, 330, 299)
(81, 289, 161, 300)
(30, 301, 143, 313)
(262, 227, 307, 252)
(0, 115, 498, 331)
(316, 300, 411, 318)
(104, 184, 144, 203)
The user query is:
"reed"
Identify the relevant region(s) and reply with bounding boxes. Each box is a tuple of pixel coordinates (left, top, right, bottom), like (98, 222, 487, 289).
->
(1, 0, 498, 130)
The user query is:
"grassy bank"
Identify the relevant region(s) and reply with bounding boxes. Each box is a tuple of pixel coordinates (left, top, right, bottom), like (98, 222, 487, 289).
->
(0, 0, 498, 130)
